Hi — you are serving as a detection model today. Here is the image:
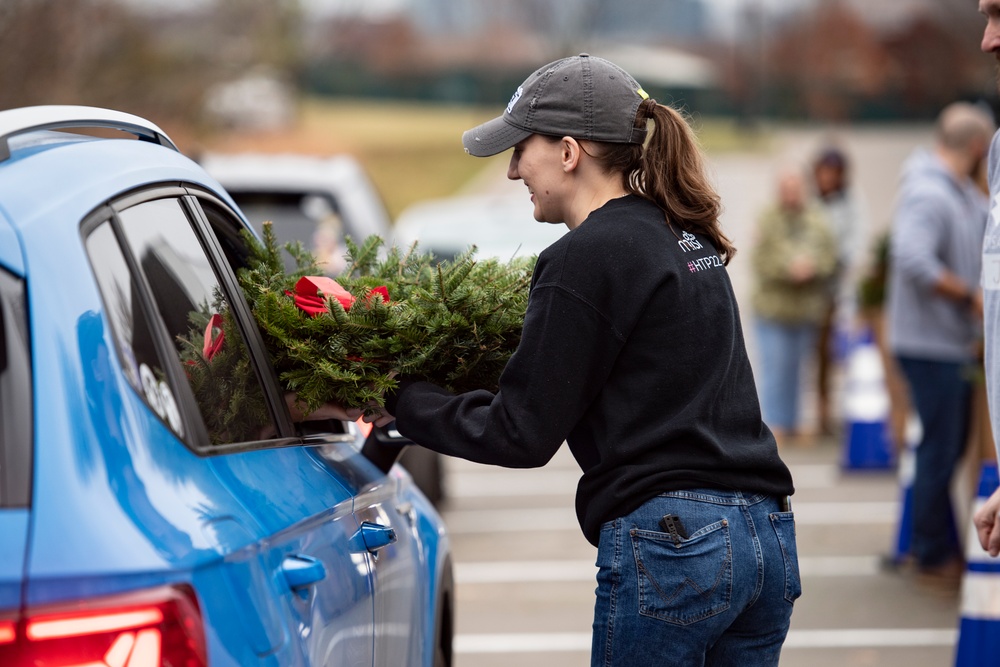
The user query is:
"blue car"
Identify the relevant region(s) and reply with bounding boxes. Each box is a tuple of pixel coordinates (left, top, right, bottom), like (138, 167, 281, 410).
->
(0, 106, 453, 666)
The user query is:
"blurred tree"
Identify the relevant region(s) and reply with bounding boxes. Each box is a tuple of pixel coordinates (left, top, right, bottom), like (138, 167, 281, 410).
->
(766, 3, 889, 120)
(0, 0, 217, 127)
(209, 0, 303, 78)
(0, 0, 308, 136)
(881, 16, 984, 117)
(747, 0, 994, 120)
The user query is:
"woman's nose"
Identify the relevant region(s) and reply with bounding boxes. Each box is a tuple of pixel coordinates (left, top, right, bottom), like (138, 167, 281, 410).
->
(984, 22, 1000, 53)
(507, 155, 519, 181)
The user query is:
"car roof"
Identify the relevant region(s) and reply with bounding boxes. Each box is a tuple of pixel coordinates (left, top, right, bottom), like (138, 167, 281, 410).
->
(200, 152, 368, 191)
(0, 105, 176, 161)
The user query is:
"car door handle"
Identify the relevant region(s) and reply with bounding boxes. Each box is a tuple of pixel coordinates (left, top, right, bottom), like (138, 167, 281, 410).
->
(281, 554, 327, 599)
(355, 521, 397, 554)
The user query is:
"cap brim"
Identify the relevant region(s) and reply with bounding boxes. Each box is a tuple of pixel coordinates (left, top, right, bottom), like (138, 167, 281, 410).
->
(462, 116, 532, 157)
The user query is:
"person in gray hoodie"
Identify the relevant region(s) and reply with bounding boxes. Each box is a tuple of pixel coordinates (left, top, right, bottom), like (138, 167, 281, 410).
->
(887, 101, 993, 584)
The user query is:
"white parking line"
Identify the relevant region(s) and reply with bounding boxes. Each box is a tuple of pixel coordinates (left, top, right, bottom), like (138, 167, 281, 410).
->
(787, 463, 842, 489)
(453, 628, 957, 654)
(455, 555, 883, 584)
(797, 555, 883, 577)
(456, 560, 595, 584)
(445, 464, 847, 498)
(443, 507, 577, 533)
(455, 632, 590, 654)
(782, 628, 958, 649)
(792, 500, 898, 524)
(443, 501, 899, 533)
(446, 470, 580, 498)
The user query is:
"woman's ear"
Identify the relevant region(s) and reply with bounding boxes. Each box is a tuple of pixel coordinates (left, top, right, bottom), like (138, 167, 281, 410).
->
(561, 137, 581, 173)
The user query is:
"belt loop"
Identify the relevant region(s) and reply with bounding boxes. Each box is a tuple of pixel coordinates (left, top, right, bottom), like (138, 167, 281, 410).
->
(779, 495, 792, 512)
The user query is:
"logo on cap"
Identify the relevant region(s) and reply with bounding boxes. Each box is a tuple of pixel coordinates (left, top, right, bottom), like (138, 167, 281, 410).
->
(506, 86, 523, 115)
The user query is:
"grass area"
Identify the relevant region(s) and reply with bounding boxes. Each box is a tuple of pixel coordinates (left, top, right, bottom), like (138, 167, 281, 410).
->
(690, 115, 772, 154)
(200, 97, 769, 220)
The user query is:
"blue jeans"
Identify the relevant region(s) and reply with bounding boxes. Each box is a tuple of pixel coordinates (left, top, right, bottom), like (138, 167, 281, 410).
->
(755, 318, 818, 431)
(896, 356, 970, 568)
(591, 490, 800, 667)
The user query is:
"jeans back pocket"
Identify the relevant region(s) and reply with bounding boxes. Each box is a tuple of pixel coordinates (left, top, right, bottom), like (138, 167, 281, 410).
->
(629, 519, 732, 626)
(769, 511, 802, 604)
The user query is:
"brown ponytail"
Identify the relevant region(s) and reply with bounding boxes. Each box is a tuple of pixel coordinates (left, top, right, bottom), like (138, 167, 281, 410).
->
(586, 99, 735, 264)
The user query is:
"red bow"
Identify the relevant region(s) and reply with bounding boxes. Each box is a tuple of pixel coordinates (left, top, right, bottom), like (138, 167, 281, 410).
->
(203, 313, 225, 361)
(288, 277, 389, 318)
(369, 285, 390, 304)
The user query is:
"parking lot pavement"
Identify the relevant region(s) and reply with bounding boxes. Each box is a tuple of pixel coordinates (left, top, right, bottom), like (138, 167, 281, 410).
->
(779, 440, 963, 667)
(441, 436, 963, 667)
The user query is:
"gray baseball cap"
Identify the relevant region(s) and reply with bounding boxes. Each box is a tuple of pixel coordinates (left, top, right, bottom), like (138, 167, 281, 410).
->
(462, 53, 650, 157)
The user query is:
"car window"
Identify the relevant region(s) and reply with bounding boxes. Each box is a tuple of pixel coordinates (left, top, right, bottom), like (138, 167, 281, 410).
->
(85, 221, 185, 439)
(115, 198, 277, 446)
(197, 200, 254, 275)
(197, 197, 356, 444)
(0, 266, 31, 508)
(230, 191, 349, 275)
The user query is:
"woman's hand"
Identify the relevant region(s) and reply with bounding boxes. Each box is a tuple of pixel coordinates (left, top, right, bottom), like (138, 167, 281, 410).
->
(787, 256, 817, 284)
(359, 404, 396, 429)
(974, 486, 1000, 557)
(354, 371, 398, 428)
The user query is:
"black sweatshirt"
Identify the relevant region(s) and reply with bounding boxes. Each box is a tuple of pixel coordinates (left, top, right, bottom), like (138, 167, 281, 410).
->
(386, 195, 794, 546)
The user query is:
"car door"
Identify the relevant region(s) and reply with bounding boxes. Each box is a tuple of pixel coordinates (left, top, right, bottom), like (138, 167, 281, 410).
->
(353, 470, 423, 667)
(303, 422, 425, 667)
(105, 189, 380, 665)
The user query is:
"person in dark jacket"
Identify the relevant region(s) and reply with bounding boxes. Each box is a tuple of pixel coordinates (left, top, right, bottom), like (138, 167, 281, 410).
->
(355, 54, 798, 666)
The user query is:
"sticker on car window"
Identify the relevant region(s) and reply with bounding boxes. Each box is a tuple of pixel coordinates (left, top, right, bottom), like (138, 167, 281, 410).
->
(139, 363, 183, 437)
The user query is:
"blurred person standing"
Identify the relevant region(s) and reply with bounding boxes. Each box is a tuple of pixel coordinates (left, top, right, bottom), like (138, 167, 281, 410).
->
(750, 169, 838, 445)
(887, 101, 992, 582)
(973, 0, 1000, 557)
(354, 54, 799, 666)
(812, 146, 869, 435)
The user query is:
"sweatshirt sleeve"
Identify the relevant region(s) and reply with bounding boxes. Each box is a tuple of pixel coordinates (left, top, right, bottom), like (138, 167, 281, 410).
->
(388, 278, 622, 469)
(890, 188, 950, 289)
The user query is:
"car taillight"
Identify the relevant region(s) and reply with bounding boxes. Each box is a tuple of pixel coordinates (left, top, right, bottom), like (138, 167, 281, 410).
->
(0, 584, 206, 667)
(0, 619, 15, 644)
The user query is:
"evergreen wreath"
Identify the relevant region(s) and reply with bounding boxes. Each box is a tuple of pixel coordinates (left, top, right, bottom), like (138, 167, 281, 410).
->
(180, 221, 534, 437)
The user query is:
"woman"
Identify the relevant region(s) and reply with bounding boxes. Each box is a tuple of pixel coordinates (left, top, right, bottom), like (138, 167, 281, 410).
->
(358, 54, 799, 666)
